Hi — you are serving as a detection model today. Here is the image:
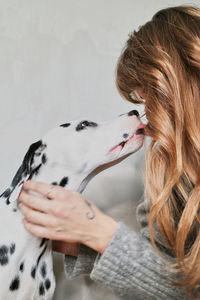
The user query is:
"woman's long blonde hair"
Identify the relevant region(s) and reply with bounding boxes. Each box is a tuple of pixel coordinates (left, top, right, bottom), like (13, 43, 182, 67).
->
(116, 5, 200, 297)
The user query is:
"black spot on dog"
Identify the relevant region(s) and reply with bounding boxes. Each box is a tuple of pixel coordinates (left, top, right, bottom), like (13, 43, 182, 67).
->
(51, 182, 58, 185)
(39, 282, 45, 296)
(31, 245, 47, 280)
(60, 122, 71, 128)
(0, 245, 9, 266)
(45, 278, 51, 290)
(42, 153, 47, 164)
(40, 238, 46, 248)
(59, 177, 68, 187)
(40, 262, 47, 278)
(31, 266, 36, 279)
(123, 133, 129, 139)
(36, 245, 47, 267)
(0, 245, 8, 254)
(19, 262, 24, 272)
(10, 243, 16, 255)
(9, 276, 20, 291)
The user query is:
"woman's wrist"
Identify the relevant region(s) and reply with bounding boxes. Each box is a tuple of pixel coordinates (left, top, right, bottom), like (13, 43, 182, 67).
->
(85, 215, 118, 254)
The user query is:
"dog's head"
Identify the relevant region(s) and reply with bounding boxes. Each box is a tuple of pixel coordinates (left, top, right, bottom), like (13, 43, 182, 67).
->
(44, 109, 144, 168)
(1, 110, 145, 203)
(40, 109, 145, 191)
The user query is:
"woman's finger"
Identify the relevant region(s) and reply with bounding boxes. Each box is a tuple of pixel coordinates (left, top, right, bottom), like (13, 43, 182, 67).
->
(19, 190, 51, 213)
(23, 219, 52, 239)
(20, 203, 52, 227)
(23, 219, 66, 240)
(23, 180, 59, 198)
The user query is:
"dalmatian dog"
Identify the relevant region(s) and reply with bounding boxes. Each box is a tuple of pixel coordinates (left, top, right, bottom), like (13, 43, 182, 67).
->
(0, 109, 145, 300)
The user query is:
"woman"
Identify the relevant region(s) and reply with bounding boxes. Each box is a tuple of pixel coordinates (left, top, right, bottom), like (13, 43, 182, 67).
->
(18, 5, 200, 299)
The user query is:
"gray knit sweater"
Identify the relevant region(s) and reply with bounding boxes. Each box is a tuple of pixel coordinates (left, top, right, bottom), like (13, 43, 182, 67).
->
(64, 200, 191, 300)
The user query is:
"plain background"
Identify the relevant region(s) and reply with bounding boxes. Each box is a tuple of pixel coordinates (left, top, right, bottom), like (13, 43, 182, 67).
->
(0, 1, 199, 299)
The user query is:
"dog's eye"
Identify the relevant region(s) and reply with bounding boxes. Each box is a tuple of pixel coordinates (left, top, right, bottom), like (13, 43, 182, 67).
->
(76, 121, 98, 131)
(81, 121, 90, 128)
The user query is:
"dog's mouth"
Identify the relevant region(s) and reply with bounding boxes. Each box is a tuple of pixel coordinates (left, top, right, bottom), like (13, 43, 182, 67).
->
(109, 124, 145, 153)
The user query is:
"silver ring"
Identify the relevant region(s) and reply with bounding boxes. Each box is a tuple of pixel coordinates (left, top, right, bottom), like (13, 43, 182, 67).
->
(45, 186, 55, 200)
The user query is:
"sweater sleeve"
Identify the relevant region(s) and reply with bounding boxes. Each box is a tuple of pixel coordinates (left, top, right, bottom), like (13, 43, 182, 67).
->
(89, 222, 189, 300)
(63, 200, 191, 300)
(64, 243, 98, 277)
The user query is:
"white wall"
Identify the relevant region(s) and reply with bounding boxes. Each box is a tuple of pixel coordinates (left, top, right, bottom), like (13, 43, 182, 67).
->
(0, 1, 199, 299)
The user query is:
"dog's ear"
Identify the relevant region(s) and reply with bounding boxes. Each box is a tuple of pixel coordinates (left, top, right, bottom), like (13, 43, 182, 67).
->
(13, 140, 46, 184)
(0, 140, 46, 204)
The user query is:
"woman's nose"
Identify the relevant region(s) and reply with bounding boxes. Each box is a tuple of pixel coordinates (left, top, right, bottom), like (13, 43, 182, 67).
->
(127, 110, 139, 117)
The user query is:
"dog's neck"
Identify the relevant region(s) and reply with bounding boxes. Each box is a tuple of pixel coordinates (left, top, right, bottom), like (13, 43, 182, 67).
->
(34, 166, 90, 192)
(5, 152, 132, 208)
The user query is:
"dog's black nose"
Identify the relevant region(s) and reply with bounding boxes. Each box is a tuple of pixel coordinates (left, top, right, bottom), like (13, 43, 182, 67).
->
(128, 110, 139, 117)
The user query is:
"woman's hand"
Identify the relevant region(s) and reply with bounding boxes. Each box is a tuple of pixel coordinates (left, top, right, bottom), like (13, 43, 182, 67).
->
(18, 180, 118, 254)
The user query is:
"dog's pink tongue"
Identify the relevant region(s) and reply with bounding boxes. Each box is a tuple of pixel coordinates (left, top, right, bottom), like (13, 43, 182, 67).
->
(52, 241, 79, 256)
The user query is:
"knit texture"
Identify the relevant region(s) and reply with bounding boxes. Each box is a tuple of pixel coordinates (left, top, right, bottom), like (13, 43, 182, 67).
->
(64, 243, 97, 277)
(64, 200, 192, 299)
